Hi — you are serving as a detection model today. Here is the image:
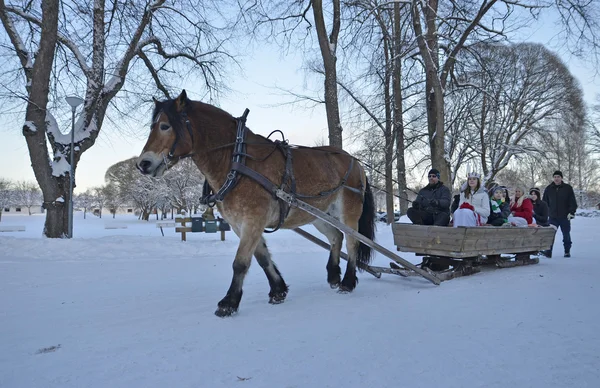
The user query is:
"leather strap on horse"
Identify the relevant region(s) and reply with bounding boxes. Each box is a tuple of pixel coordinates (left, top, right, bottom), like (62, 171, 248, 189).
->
(200, 108, 360, 234)
(200, 109, 249, 206)
(167, 112, 195, 161)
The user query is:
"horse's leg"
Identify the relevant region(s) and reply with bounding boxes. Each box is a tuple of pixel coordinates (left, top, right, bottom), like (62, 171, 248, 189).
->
(215, 224, 263, 317)
(340, 221, 360, 293)
(313, 220, 344, 288)
(254, 237, 288, 304)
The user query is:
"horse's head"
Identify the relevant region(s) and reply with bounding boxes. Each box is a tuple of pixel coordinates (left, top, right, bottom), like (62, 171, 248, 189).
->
(137, 90, 193, 177)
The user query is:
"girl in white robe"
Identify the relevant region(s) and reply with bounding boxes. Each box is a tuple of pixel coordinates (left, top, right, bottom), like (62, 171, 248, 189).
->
(453, 172, 490, 227)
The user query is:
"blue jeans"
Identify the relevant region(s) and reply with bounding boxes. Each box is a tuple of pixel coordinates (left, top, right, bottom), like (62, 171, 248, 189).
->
(549, 217, 572, 252)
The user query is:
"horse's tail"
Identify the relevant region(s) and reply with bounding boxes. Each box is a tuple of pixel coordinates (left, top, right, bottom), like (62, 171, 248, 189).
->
(357, 178, 376, 267)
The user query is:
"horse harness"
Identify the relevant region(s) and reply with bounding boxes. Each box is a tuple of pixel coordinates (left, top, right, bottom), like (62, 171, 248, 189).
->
(193, 109, 361, 233)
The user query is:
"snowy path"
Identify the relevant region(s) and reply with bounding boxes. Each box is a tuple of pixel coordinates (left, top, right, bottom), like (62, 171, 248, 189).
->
(1, 215, 599, 387)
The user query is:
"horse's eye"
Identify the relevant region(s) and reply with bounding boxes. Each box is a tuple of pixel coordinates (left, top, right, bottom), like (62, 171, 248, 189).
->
(159, 123, 171, 131)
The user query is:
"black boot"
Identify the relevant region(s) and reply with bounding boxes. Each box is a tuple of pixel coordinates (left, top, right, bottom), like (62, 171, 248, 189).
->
(541, 250, 552, 258)
(564, 250, 571, 258)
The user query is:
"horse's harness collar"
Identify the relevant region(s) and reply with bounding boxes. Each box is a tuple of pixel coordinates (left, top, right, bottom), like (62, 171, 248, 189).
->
(199, 109, 361, 233)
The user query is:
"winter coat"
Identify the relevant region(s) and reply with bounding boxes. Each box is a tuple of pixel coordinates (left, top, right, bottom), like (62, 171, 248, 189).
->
(531, 199, 549, 226)
(510, 196, 534, 224)
(488, 198, 510, 226)
(542, 182, 578, 220)
(458, 186, 490, 223)
(412, 182, 452, 214)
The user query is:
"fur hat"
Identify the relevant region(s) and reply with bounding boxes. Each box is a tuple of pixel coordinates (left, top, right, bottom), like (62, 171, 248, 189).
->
(467, 171, 480, 179)
(529, 187, 541, 198)
(428, 168, 440, 179)
(553, 170, 563, 178)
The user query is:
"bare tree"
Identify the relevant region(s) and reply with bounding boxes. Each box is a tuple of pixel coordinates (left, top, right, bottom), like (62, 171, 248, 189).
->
(243, 0, 344, 147)
(75, 190, 95, 219)
(0, 178, 13, 222)
(408, 0, 600, 183)
(103, 183, 121, 218)
(92, 186, 106, 219)
(0, 0, 235, 237)
(13, 181, 41, 215)
(453, 43, 584, 186)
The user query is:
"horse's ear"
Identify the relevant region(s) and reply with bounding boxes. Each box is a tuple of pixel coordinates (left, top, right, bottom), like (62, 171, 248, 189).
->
(175, 90, 188, 113)
(152, 97, 159, 105)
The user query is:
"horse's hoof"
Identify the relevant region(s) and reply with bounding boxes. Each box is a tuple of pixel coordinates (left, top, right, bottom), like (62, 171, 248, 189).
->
(269, 292, 287, 304)
(329, 282, 340, 289)
(215, 306, 237, 317)
(337, 286, 353, 294)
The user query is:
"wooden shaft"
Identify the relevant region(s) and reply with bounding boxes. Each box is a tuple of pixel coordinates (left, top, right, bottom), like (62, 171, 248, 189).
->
(292, 227, 381, 278)
(276, 190, 440, 285)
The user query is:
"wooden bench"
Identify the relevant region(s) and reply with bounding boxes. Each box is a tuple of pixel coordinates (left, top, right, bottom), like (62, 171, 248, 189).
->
(174, 217, 230, 241)
(0, 225, 26, 232)
(104, 224, 128, 230)
(156, 221, 176, 236)
(391, 223, 557, 280)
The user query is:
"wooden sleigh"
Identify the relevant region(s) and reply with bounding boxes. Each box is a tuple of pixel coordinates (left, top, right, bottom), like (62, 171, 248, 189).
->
(388, 223, 557, 281)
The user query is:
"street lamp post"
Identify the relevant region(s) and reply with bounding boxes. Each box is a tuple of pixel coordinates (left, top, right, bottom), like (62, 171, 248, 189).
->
(65, 96, 84, 238)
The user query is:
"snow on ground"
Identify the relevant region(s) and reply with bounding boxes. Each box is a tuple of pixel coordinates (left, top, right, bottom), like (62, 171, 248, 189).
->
(1, 212, 599, 388)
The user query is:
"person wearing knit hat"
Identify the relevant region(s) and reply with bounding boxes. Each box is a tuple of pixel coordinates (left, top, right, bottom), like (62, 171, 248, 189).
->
(529, 187, 549, 227)
(542, 170, 578, 258)
(407, 168, 452, 226)
(487, 185, 511, 226)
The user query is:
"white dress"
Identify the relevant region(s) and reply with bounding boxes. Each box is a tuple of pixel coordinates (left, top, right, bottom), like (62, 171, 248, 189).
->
(453, 187, 491, 227)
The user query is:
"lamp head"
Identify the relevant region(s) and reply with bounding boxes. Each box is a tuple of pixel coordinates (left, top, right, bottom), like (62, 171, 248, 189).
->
(65, 96, 84, 108)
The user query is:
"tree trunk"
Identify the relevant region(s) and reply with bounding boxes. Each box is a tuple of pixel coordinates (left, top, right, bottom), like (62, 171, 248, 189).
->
(14, 0, 65, 237)
(393, 2, 409, 214)
(382, 37, 394, 225)
(412, 0, 450, 183)
(313, 0, 343, 148)
(43, 200, 69, 237)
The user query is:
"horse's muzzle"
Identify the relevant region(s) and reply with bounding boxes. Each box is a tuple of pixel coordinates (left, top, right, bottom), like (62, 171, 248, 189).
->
(137, 159, 153, 175)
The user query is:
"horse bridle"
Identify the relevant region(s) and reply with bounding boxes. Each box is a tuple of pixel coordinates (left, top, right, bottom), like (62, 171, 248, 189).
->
(160, 111, 196, 164)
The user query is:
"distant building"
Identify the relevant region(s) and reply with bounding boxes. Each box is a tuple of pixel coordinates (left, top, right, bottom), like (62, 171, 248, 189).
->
(2, 205, 44, 215)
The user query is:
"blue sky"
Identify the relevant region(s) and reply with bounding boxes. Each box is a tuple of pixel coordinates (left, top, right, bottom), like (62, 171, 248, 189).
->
(1, 11, 598, 193)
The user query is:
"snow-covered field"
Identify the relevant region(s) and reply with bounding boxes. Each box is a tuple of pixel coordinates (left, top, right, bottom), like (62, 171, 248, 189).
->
(1, 212, 599, 388)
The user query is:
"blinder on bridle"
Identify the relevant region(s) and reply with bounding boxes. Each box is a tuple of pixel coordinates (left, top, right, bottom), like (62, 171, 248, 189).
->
(166, 111, 195, 161)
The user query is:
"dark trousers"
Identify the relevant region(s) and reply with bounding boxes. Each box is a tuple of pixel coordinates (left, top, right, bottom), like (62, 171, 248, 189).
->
(549, 217, 572, 252)
(407, 208, 450, 226)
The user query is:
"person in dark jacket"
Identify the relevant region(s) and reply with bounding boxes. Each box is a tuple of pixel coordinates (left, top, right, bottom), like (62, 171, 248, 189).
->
(407, 168, 452, 226)
(542, 170, 578, 257)
(488, 185, 511, 226)
(529, 187, 549, 227)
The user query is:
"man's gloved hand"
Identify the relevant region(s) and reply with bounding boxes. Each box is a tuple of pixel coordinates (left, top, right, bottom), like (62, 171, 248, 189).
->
(567, 213, 575, 220)
(459, 202, 475, 211)
(429, 199, 439, 207)
(412, 200, 421, 209)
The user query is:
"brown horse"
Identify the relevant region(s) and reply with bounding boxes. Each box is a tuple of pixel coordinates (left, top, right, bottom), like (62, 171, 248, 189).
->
(137, 90, 375, 317)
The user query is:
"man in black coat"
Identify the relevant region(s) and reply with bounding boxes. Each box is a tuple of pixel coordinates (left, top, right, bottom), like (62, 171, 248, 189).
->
(407, 168, 452, 226)
(542, 170, 578, 257)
